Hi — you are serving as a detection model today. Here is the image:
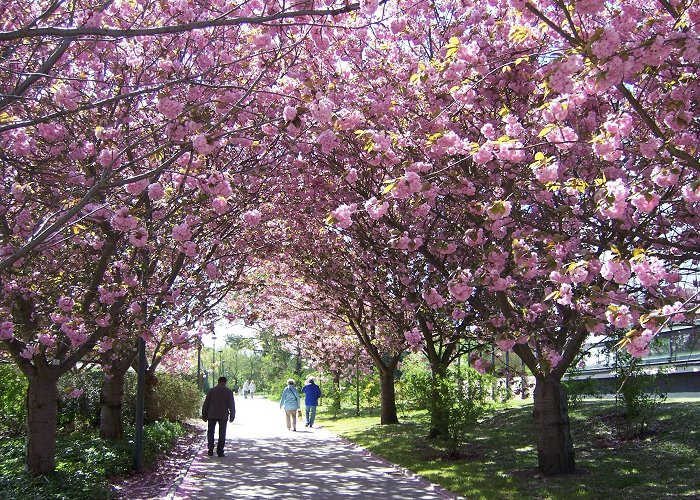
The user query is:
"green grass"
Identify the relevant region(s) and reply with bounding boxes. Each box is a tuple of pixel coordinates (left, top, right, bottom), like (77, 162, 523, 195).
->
(318, 400, 700, 499)
(0, 421, 185, 500)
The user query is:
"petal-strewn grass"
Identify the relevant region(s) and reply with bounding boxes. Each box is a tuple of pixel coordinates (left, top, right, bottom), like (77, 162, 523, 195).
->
(318, 399, 700, 499)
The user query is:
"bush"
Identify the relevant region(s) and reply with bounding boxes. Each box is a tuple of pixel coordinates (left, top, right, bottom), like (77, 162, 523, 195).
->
(615, 352, 666, 438)
(150, 373, 200, 422)
(438, 369, 493, 457)
(396, 353, 432, 411)
(0, 364, 27, 436)
(0, 420, 185, 500)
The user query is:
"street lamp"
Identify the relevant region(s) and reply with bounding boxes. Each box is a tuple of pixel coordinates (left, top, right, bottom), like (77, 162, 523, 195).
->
(219, 350, 223, 379)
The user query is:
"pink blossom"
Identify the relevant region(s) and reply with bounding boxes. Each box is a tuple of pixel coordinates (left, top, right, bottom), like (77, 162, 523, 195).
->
(172, 222, 192, 242)
(38, 333, 56, 347)
(206, 263, 221, 279)
(125, 178, 149, 195)
(243, 209, 262, 226)
(212, 197, 228, 215)
(404, 328, 423, 349)
(0, 321, 14, 340)
(331, 204, 357, 229)
(129, 227, 149, 247)
(111, 208, 138, 232)
(606, 305, 634, 328)
(98, 147, 121, 168)
(156, 98, 184, 120)
(283, 105, 297, 122)
(58, 296, 74, 312)
(496, 339, 516, 352)
(192, 134, 217, 155)
(471, 355, 492, 374)
(422, 288, 445, 309)
(452, 308, 466, 320)
(630, 191, 660, 213)
(182, 241, 198, 257)
(67, 388, 84, 399)
(97, 336, 113, 352)
(346, 168, 358, 184)
(448, 272, 474, 301)
(20, 345, 39, 359)
(317, 129, 338, 154)
(651, 166, 679, 187)
(96, 314, 111, 328)
(148, 182, 165, 201)
(364, 197, 388, 220)
(600, 259, 631, 285)
(534, 163, 559, 183)
(662, 301, 685, 322)
(546, 350, 563, 369)
(681, 184, 700, 203)
(486, 201, 512, 220)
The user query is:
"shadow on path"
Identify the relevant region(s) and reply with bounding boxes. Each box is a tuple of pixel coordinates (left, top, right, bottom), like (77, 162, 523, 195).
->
(171, 397, 458, 499)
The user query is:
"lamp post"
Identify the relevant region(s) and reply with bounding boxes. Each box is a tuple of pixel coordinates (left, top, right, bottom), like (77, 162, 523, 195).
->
(212, 333, 216, 378)
(197, 340, 202, 392)
(219, 350, 223, 379)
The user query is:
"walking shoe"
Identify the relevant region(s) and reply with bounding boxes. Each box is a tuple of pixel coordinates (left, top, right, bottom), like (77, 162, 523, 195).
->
(207, 450, 213, 456)
(217, 452, 225, 457)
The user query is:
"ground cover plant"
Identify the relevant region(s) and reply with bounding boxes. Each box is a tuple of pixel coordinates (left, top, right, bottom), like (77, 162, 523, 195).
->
(318, 399, 700, 499)
(0, 421, 185, 500)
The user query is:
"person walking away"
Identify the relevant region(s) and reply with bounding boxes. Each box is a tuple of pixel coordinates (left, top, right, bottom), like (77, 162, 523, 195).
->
(201, 376, 236, 457)
(249, 380, 256, 399)
(279, 379, 300, 431)
(242, 379, 250, 399)
(301, 377, 322, 428)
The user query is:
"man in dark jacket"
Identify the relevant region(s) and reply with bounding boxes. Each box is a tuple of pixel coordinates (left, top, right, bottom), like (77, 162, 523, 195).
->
(301, 377, 322, 428)
(202, 376, 236, 457)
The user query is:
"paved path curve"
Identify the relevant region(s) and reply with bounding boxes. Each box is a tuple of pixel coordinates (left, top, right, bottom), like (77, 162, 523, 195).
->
(170, 397, 460, 499)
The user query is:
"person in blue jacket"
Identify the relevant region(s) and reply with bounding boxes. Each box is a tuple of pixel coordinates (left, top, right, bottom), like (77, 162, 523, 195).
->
(279, 379, 301, 431)
(301, 377, 322, 428)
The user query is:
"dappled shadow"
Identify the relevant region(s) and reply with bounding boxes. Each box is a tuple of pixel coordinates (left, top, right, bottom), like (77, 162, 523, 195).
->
(173, 398, 454, 499)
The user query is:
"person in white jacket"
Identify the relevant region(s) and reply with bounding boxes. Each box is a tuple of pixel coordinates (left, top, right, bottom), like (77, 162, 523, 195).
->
(242, 379, 250, 398)
(249, 380, 256, 398)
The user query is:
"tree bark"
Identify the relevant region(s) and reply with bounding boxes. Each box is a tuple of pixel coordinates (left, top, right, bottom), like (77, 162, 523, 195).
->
(144, 370, 158, 423)
(100, 371, 126, 439)
(26, 372, 60, 475)
(532, 376, 576, 475)
(378, 368, 399, 424)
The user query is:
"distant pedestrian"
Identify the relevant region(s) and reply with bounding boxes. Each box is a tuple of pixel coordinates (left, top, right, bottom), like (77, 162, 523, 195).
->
(201, 376, 236, 457)
(243, 379, 250, 398)
(279, 379, 300, 431)
(301, 377, 322, 428)
(249, 380, 256, 399)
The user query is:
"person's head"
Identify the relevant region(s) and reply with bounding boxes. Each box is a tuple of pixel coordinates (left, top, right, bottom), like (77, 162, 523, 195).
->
(287, 379, 295, 386)
(307, 377, 315, 384)
(218, 376, 227, 385)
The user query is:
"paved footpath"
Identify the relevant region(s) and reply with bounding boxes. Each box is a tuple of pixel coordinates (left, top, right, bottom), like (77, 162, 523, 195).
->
(169, 397, 461, 499)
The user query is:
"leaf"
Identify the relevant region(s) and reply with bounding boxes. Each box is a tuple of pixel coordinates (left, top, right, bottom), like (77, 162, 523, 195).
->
(544, 290, 560, 302)
(610, 244, 621, 256)
(0, 112, 13, 124)
(538, 123, 557, 138)
(534, 152, 546, 162)
(382, 180, 397, 195)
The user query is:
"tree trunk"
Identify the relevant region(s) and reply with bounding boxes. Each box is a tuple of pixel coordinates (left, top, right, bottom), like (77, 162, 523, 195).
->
(532, 376, 576, 475)
(144, 370, 158, 423)
(378, 368, 399, 425)
(100, 371, 126, 439)
(331, 372, 342, 417)
(26, 373, 60, 475)
(428, 369, 450, 438)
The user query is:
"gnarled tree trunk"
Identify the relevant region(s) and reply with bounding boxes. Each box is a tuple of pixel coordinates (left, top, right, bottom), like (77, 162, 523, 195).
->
(378, 367, 399, 424)
(532, 376, 575, 475)
(100, 371, 126, 439)
(26, 372, 60, 475)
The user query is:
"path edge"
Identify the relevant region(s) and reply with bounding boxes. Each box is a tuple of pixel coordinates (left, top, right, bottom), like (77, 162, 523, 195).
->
(319, 425, 466, 500)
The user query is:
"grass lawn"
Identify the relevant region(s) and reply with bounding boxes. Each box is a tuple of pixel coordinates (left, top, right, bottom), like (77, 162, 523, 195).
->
(317, 399, 700, 499)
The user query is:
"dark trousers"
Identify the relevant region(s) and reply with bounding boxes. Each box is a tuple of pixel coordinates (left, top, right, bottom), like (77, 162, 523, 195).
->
(207, 418, 228, 454)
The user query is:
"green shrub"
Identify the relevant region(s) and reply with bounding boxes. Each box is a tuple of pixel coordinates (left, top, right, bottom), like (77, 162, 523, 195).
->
(396, 353, 432, 411)
(0, 364, 27, 436)
(150, 373, 200, 422)
(615, 352, 667, 438)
